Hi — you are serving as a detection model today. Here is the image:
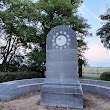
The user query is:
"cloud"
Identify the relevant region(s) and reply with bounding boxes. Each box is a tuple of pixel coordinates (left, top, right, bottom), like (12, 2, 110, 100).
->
(78, 1, 110, 67)
(84, 44, 110, 61)
(78, 5, 102, 22)
(84, 43, 110, 67)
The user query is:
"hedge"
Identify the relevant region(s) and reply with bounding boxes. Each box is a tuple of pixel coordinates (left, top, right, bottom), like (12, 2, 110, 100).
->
(0, 72, 44, 83)
(100, 72, 110, 81)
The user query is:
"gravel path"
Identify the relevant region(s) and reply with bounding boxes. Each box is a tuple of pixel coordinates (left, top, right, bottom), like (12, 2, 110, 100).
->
(0, 92, 110, 110)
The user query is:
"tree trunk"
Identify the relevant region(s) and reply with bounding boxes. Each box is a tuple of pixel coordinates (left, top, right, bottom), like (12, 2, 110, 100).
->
(78, 63, 82, 78)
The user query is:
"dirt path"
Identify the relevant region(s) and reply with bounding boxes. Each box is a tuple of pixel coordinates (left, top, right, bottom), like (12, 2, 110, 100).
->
(0, 92, 110, 110)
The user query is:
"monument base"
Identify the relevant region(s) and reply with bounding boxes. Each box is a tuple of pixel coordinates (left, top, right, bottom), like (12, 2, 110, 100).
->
(40, 82, 83, 109)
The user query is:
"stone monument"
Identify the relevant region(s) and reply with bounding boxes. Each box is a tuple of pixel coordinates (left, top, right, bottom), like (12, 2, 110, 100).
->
(40, 25, 83, 109)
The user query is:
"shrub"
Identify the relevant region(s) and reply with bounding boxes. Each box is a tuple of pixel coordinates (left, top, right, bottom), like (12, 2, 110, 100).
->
(100, 72, 110, 81)
(0, 72, 44, 83)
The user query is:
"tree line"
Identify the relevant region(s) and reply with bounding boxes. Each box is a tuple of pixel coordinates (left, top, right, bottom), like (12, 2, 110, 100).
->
(0, 0, 109, 77)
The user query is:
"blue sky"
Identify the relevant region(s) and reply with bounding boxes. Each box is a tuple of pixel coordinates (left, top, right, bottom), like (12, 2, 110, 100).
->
(78, 0, 110, 67)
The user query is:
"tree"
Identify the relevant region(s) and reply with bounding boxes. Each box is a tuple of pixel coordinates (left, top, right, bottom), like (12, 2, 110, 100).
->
(78, 39, 88, 77)
(28, 0, 90, 77)
(0, 0, 38, 71)
(0, 0, 90, 76)
(97, 8, 110, 49)
(27, 48, 46, 71)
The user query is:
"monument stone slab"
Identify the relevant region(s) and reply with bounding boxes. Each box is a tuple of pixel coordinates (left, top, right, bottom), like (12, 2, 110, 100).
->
(40, 25, 83, 109)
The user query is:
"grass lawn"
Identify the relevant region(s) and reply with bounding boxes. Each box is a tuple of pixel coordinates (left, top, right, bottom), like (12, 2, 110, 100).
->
(82, 76, 100, 80)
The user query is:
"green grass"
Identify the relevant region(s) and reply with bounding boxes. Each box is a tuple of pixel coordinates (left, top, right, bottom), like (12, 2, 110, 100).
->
(82, 76, 100, 80)
(82, 67, 110, 74)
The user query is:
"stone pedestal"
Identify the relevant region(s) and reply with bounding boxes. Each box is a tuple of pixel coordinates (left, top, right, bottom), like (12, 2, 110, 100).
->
(41, 83, 83, 108)
(40, 25, 83, 109)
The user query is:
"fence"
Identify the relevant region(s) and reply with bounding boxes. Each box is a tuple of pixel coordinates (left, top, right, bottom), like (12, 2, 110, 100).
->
(82, 67, 110, 74)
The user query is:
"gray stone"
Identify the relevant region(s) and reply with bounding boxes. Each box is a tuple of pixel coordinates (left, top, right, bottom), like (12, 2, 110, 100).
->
(80, 79, 110, 98)
(96, 80, 110, 87)
(0, 78, 44, 101)
(40, 25, 83, 109)
(1, 78, 110, 101)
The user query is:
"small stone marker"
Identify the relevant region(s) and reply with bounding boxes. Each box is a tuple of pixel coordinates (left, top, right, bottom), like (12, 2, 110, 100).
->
(40, 25, 83, 109)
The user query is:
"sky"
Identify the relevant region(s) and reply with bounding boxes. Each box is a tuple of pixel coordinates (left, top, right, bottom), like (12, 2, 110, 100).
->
(78, 0, 110, 67)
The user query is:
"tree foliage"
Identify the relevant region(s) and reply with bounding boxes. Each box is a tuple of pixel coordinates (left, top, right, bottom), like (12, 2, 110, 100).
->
(0, 0, 90, 74)
(0, 0, 38, 71)
(97, 8, 110, 48)
(34, 1, 89, 62)
(27, 48, 46, 72)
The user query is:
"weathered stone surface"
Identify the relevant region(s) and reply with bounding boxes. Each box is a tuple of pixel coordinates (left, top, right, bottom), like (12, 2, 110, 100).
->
(80, 79, 110, 98)
(40, 25, 83, 108)
(0, 78, 110, 101)
(0, 78, 44, 101)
